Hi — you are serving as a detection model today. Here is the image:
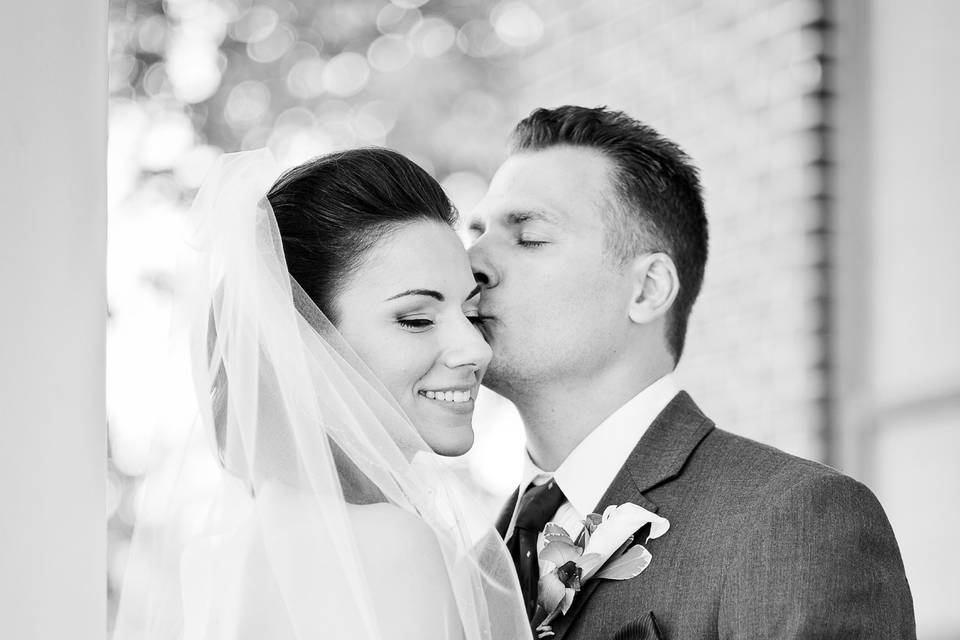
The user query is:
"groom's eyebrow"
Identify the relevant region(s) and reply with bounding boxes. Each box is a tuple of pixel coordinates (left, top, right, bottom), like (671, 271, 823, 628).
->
(506, 209, 554, 225)
(385, 289, 445, 302)
(466, 218, 485, 235)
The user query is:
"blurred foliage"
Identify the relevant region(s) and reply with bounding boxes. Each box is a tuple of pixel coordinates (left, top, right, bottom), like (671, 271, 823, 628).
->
(108, 0, 546, 208)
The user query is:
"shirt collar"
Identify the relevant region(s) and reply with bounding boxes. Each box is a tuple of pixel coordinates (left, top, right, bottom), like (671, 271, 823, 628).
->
(519, 373, 681, 518)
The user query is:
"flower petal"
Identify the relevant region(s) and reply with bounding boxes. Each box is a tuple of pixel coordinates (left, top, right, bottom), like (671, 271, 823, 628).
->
(576, 552, 605, 579)
(539, 559, 557, 577)
(594, 545, 653, 580)
(537, 571, 567, 614)
(542, 523, 574, 548)
(583, 503, 669, 560)
(539, 540, 582, 567)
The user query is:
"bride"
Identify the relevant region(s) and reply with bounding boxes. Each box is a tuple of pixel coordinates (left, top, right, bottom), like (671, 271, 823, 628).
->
(113, 148, 530, 639)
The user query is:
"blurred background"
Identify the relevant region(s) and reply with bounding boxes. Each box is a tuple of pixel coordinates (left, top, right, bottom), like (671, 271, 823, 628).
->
(104, 0, 960, 637)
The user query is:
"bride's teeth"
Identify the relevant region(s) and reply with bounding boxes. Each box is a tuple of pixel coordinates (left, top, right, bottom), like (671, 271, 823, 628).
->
(423, 389, 473, 403)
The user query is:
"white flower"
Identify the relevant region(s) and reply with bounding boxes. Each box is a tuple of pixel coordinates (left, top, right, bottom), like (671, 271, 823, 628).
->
(580, 503, 669, 580)
(533, 502, 671, 638)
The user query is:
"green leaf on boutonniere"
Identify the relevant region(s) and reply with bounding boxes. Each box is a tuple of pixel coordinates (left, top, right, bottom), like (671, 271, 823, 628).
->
(594, 545, 653, 580)
(580, 513, 603, 548)
(583, 513, 603, 535)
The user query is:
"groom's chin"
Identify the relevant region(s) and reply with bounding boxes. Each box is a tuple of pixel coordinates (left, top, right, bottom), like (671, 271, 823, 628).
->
(477, 360, 519, 398)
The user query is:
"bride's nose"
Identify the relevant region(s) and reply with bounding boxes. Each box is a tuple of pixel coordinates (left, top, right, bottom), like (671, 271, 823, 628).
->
(441, 317, 492, 372)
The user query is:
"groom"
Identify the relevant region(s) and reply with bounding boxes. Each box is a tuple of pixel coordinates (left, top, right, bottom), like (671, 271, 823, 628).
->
(468, 106, 915, 639)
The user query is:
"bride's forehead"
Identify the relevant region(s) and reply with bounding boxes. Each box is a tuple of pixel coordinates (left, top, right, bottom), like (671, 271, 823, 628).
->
(372, 220, 465, 259)
(352, 222, 472, 285)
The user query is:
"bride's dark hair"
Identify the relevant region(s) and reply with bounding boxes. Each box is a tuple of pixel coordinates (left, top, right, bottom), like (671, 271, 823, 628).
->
(266, 147, 458, 322)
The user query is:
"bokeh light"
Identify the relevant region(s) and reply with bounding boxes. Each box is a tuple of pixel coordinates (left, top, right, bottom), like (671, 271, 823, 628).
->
(247, 22, 297, 63)
(225, 79, 271, 128)
(367, 33, 413, 72)
(322, 51, 371, 97)
(230, 6, 280, 44)
(410, 17, 457, 57)
(490, 1, 543, 48)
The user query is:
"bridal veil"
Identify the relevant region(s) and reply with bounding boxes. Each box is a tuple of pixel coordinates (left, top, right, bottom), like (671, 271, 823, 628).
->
(112, 149, 529, 640)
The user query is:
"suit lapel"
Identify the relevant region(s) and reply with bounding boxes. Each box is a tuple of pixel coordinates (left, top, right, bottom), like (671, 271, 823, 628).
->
(550, 392, 714, 640)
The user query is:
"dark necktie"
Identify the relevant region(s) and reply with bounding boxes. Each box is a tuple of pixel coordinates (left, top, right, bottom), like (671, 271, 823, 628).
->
(508, 479, 568, 619)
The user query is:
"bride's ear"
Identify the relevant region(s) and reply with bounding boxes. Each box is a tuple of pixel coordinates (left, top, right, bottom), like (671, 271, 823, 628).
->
(627, 252, 680, 325)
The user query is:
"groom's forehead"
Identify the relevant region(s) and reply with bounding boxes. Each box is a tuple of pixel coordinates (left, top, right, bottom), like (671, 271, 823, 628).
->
(471, 152, 613, 228)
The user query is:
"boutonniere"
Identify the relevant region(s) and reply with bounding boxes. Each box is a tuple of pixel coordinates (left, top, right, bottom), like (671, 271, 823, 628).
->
(534, 503, 669, 638)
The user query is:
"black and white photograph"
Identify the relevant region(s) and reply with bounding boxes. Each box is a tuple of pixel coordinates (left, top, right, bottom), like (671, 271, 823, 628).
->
(1, 0, 957, 638)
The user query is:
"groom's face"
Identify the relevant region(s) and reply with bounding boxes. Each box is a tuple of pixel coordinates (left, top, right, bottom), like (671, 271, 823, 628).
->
(467, 146, 634, 396)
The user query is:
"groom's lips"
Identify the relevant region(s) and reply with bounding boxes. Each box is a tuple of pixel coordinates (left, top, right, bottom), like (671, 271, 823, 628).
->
(475, 307, 496, 322)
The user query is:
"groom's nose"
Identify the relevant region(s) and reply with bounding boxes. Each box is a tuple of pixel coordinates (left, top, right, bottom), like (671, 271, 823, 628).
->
(468, 242, 500, 289)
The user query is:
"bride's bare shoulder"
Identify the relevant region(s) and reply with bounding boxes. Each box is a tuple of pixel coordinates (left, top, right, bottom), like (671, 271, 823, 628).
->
(347, 502, 446, 565)
(348, 503, 462, 640)
(256, 483, 462, 638)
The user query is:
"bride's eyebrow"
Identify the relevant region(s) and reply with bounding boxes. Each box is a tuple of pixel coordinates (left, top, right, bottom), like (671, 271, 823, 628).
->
(385, 289, 444, 302)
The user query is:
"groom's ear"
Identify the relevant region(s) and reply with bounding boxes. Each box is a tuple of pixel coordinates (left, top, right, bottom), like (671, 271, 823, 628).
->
(627, 252, 679, 325)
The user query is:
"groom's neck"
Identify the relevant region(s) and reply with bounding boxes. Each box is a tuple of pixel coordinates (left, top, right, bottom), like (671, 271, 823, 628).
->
(517, 360, 674, 472)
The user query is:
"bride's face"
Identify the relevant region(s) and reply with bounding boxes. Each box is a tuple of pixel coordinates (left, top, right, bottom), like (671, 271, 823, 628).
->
(334, 220, 491, 456)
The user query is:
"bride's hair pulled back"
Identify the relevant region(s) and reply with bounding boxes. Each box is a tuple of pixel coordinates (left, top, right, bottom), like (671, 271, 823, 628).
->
(266, 147, 457, 322)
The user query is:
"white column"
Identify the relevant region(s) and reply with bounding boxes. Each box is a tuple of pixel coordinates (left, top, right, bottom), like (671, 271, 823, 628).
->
(0, 2, 106, 639)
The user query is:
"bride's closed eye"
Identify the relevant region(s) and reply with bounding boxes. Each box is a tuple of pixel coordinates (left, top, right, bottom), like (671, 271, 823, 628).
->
(397, 316, 434, 331)
(398, 314, 484, 330)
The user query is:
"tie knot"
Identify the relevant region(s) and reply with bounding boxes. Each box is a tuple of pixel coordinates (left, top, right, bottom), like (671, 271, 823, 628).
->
(515, 479, 567, 533)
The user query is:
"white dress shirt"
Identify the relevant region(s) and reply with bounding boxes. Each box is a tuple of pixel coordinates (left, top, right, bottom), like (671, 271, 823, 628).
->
(504, 374, 681, 542)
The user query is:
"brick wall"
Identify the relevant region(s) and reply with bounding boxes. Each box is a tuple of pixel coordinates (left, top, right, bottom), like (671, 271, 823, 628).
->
(511, 0, 831, 459)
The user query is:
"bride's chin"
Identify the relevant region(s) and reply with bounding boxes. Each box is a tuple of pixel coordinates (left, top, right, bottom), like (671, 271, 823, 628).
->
(420, 422, 475, 457)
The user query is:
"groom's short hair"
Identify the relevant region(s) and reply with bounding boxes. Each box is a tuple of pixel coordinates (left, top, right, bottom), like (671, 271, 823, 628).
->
(509, 105, 708, 361)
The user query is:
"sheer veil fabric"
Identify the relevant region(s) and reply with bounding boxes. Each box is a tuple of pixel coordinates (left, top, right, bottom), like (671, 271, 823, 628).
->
(113, 150, 529, 640)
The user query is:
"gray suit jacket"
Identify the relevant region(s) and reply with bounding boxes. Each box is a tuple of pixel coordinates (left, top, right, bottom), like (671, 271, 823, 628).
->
(496, 392, 915, 640)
